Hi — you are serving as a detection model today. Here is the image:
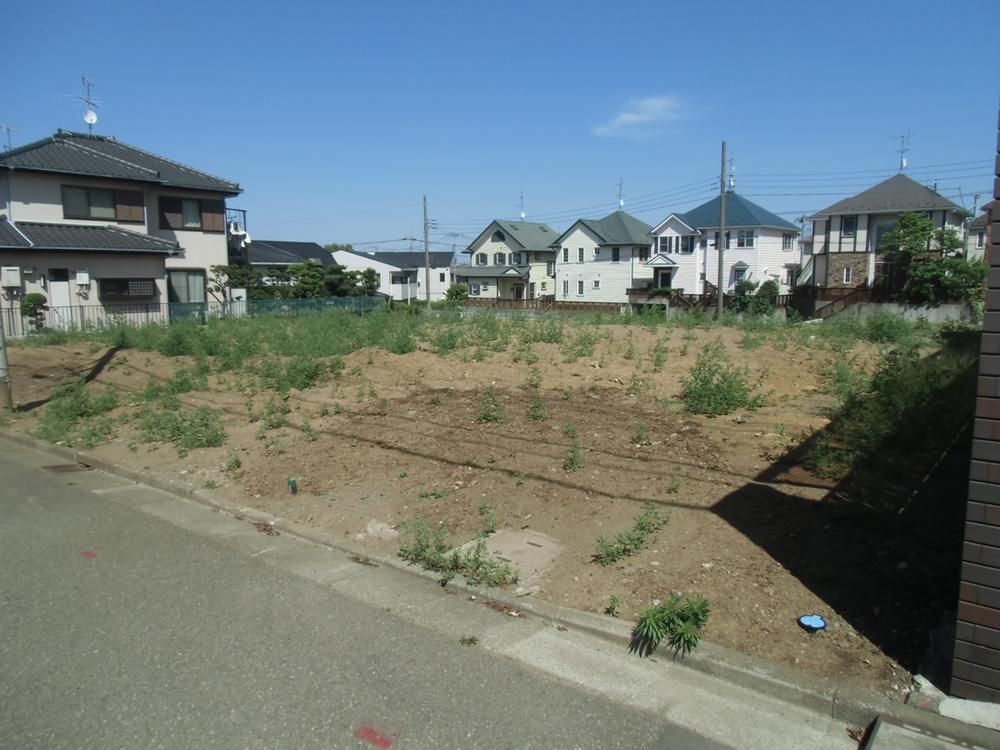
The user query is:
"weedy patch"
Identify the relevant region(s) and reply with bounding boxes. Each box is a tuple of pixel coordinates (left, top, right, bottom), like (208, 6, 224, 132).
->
(680, 342, 769, 416)
(527, 393, 548, 421)
(398, 515, 519, 586)
(563, 440, 585, 472)
(136, 405, 227, 456)
(630, 594, 710, 657)
(475, 386, 506, 423)
(593, 503, 667, 566)
(631, 422, 651, 446)
(605, 593, 623, 618)
(36, 381, 120, 448)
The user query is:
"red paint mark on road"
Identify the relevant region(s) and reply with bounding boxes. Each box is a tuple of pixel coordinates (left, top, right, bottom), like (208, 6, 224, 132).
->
(354, 725, 393, 748)
(81, 550, 97, 559)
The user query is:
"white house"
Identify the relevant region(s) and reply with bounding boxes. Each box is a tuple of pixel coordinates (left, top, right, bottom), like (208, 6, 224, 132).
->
(332, 248, 454, 302)
(459, 220, 558, 301)
(806, 173, 967, 290)
(966, 200, 994, 262)
(550, 210, 654, 304)
(645, 192, 800, 297)
(0, 129, 240, 333)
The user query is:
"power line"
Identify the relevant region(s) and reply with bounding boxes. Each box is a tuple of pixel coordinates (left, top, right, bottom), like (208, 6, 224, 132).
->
(739, 158, 991, 178)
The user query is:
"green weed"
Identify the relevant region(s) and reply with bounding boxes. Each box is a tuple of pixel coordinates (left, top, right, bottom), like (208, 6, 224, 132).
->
(592, 503, 666, 566)
(475, 386, 505, 423)
(680, 342, 769, 415)
(630, 594, 710, 657)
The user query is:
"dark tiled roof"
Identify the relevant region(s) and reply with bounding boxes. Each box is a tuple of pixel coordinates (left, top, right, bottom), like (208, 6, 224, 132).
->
(0, 221, 176, 254)
(552, 210, 653, 248)
(808, 173, 964, 219)
(0, 219, 31, 248)
(970, 200, 997, 229)
(338, 248, 455, 269)
(465, 220, 558, 254)
(249, 240, 331, 267)
(679, 192, 799, 231)
(0, 130, 240, 194)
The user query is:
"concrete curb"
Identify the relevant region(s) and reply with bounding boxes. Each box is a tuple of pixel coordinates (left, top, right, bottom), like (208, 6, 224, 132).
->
(5, 428, 999, 748)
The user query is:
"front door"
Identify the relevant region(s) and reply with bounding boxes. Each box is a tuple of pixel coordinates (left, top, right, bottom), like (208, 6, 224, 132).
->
(513, 284, 524, 300)
(656, 269, 673, 289)
(47, 268, 72, 328)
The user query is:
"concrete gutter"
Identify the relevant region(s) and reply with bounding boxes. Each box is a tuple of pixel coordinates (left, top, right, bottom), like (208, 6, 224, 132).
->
(5, 428, 999, 749)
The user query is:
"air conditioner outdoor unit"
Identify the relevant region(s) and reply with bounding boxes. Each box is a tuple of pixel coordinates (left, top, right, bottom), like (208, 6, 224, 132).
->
(0, 266, 22, 287)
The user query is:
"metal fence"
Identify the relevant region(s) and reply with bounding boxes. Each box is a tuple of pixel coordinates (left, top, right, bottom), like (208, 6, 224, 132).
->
(0, 296, 386, 339)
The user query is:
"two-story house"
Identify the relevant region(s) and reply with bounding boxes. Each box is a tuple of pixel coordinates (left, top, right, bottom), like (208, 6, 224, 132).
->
(643, 192, 800, 298)
(967, 200, 995, 262)
(550, 210, 653, 304)
(806, 173, 967, 290)
(459, 220, 558, 301)
(0, 129, 240, 332)
(332, 248, 455, 302)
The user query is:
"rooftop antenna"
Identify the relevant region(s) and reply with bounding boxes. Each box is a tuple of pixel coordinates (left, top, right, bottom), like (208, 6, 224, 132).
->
(519, 191, 526, 221)
(0, 124, 17, 152)
(617, 177, 624, 209)
(76, 75, 101, 135)
(893, 127, 912, 172)
(727, 157, 736, 190)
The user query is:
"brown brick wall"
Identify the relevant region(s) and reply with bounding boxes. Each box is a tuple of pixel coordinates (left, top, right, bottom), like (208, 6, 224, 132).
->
(953, 108, 1000, 702)
(825, 252, 869, 288)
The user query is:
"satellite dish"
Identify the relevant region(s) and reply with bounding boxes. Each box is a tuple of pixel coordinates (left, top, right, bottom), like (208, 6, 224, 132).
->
(83, 109, 98, 125)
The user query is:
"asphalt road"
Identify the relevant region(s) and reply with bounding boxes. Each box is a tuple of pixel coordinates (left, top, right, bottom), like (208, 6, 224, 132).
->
(0, 438, 850, 749)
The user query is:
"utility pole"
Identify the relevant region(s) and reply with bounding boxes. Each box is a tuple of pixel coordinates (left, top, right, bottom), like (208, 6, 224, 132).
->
(423, 195, 431, 306)
(716, 140, 727, 320)
(0, 311, 12, 411)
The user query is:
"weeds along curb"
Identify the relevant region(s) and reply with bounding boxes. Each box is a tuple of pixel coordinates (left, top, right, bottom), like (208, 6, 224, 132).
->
(4, 428, 999, 748)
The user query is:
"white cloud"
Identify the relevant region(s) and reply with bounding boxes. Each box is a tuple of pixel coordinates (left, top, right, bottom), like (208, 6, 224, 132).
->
(593, 95, 686, 137)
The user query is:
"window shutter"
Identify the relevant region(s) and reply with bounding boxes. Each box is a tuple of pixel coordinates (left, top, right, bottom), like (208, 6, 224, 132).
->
(115, 190, 145, 222)
(201, 199, 225, 232)
(159, 197, 183, 229)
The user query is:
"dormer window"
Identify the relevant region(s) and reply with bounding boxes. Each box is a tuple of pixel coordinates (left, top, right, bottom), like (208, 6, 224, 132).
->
(492, 230, 506, 242)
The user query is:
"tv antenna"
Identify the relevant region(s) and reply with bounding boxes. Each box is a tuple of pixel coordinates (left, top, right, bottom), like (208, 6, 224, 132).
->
(519, 191, 526, 221)
(893, 128, 912, 172)
(727, 157, 736, 190)
(77, 75, 101, 135)
(0, 124, 17, 152)
(617, 177, 624, 209)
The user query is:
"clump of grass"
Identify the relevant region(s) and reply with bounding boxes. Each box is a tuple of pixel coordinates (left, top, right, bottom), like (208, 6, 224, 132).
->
(376, 398, 389, 416)
(561, 329, 599, 363)
(478, 502, 497, 537)
(680, 342, 769, 416)
(650, 338, 669, 372)
(36, 381, 119, 448)
(475, 386, 505, 423)
(521, 367, 542, 390)
(625, 374, 649, 396)
(527, 393, 548, 421)
(512, 339, 539, 365)
(562, 421, 577, 439)
(819, 355, 868, 406)
(630, 594, 710, 657)
(605, 593, 623, 618)
(301, 420, 320, 441)
(592, 503, 666, 566)
(418, 489, 449, 500)
(221, 451, 242, 473)
(666, 474, 683, 494)
(563, 440, 584, 471)
(398, 515, 518, 586)
(632, 422, 651, 445)
(430, 393, 442, 406)
(256, 356, 326, 394)
(137, 405, 226, 455)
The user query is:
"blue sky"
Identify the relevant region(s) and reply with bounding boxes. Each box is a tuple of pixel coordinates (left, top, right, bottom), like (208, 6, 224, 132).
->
(5, 0, 999, 253)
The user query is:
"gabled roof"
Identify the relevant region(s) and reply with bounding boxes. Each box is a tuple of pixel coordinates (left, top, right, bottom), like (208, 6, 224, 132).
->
(249, 240, 331, 267)
(455, 265, 529, 279)
(650, 213, 697, 235)
(644, 253, 678, 267)
(970, 200, 996, 229)
(678, 192, 799, 231)
(465, 219, 558, 254)
(808, 173, 965, 219)
(0, 219, 177, 254)
(0, 130, 240, 194)
(552, 210, 653, 247)
(336, 248, 455, 269)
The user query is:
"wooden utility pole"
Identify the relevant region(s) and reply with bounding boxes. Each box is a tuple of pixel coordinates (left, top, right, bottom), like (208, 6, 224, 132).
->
(0, 310, 12, 411)
(423, 195, 431, 306)
(716, 140, 727, 320)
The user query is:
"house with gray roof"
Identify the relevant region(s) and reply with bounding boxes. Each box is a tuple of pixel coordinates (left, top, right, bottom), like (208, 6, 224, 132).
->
(646, 192, 800, 298)
(0, 129, 240, 332)
(331, 247, 455, 302)
(459, 220, 558, 301)
(967, 199, 995, 262)
(550, 210, 654, 304)
(806, 173, 968, 291)
(248, 240, 332, 269)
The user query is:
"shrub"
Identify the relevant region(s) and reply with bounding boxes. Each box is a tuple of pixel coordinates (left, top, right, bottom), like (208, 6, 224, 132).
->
(680, 342, 768, 415)
(475, 386, 505, 423)
(630, 594, 710, 657)
(20, 293, 48, 331)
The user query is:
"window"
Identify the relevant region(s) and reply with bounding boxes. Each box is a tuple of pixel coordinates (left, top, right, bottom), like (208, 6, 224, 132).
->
(476, 253, 488, 266)
(563, 247, 569, 262)
(577, 248, 584, 262)
(843, 266, 853, 284)
(841, 216, 857, 238)
(439, 272, 446, 282)
(977, 231, 985, 249)
(100, 278, 157, 299)
(611, 247, 620, 262)
(534, 253, 541, 261)
(391, 274, 408, 284)
(713, 231, 732, 249)
(493, 252, 505, 265)
(540, 281, 547, 291)
(733, 268, 747, 283)
(469, 282, 481, 295)
(577, 280, 584, 295)
(491, 230, 505, 242)
(62, 186, 144, 222)
(562, 280, 569, 296)
(680, 236, 694, 253)
(512, 252, 522, 265)
(159, 196, 224, 231)
(782, 233, 795, 251)
(481, 281, 489, 291)
(785, 267, 796, 286)
(638, 247, 649, 261)
(529, 283, 536, 299)
(593, 279, 600, 290)
(737, 230, 755, 248)
(546, 261, 555, 276)
(167, 270, 206, 303)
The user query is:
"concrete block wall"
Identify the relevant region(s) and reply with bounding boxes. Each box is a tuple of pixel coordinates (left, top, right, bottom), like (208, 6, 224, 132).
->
(953, 110, 1000, 702)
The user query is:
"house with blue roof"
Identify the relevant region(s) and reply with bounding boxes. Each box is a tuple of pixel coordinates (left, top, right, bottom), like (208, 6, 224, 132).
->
(645, 192, 801, 297)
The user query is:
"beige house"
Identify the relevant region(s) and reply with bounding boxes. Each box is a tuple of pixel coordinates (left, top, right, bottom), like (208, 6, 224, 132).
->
(459, 220, 558, 301)
(0, 129, 240, 333)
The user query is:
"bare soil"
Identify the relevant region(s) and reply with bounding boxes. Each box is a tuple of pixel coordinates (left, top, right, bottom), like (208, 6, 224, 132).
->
(5, 325, 960, 700)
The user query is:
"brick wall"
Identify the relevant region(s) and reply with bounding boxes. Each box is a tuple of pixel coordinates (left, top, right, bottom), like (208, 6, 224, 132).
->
(826, 252, 869, 288)
(953, 110, 1000, 702)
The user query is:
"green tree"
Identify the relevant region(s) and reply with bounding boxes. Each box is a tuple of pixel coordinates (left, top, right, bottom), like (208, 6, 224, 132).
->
(287, 263, 327, 298)
(324, 243, 354, 254)
(358, 268, 380, 296)
(445, 283, 469, 301)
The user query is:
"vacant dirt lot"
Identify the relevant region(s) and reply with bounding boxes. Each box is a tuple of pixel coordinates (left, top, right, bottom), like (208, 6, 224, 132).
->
(4, 320, 963, 699)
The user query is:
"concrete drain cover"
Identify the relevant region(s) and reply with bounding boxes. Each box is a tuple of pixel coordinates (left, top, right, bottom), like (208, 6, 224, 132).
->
(460, 529, 562, 593)
(41, 464, 91, 473)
